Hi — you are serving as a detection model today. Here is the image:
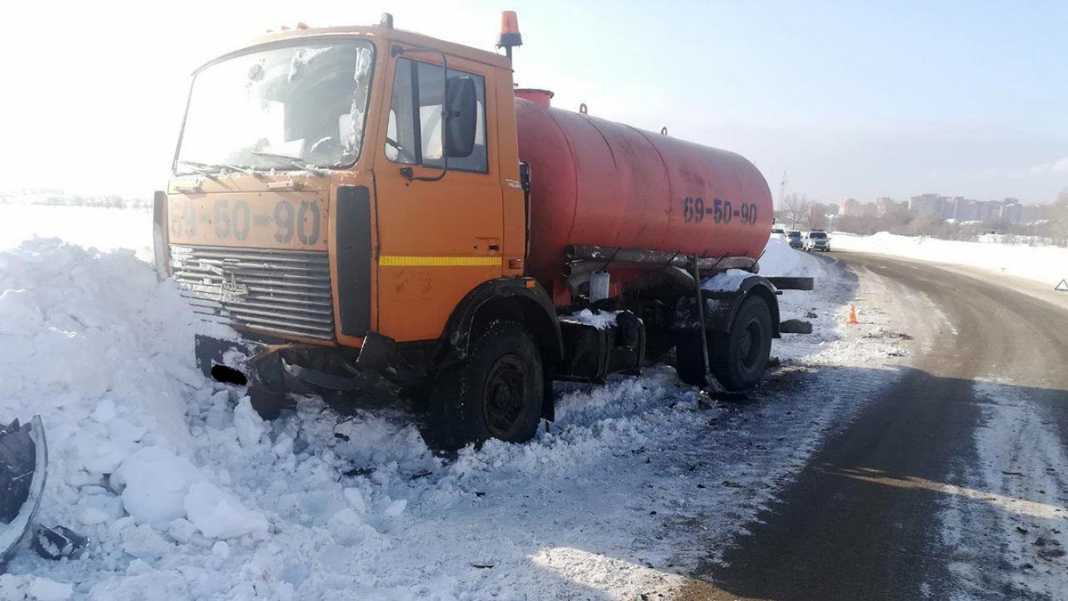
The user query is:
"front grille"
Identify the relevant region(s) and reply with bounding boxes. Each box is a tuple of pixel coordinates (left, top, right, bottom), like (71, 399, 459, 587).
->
(171, 245, 335, 341)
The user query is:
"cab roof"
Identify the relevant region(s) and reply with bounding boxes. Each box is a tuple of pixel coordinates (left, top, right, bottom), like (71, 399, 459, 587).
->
(198, 22, 511, 73)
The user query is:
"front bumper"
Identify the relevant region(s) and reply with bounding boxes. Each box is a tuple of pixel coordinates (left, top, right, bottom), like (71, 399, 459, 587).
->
(194, 332, 417, 398)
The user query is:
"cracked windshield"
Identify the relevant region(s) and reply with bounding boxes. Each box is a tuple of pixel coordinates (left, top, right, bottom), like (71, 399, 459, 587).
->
(177, 40, 373, 173)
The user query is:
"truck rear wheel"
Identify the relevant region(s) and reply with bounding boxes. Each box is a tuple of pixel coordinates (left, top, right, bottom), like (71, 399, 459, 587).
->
(425, 320, 544, 450)
(709, 295, 772, 391)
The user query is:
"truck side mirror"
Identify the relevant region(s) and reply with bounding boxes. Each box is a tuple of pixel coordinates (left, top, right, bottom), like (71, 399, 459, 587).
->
(444, 77, 477, 158)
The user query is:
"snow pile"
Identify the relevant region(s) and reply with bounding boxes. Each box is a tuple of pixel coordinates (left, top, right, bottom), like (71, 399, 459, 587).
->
(831, 231, 1068, 287)
(759, 236, 829, 278)
(0, 239, 271, 597)
(0, 238, 209, 445)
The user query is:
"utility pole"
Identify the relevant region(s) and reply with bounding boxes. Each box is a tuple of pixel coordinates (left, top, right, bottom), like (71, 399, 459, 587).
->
(779, 171, 788, 210)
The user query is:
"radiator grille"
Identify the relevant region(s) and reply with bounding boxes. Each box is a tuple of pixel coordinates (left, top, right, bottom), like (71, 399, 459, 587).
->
(171, 245, 335, 341)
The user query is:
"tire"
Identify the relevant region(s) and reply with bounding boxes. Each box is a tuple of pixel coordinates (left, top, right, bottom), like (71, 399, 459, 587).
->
(424, 320, 544, 450)
(709, 295, 773, 391)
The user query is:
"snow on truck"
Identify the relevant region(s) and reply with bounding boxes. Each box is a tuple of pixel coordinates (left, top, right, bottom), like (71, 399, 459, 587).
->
(152, 12, 813, 450)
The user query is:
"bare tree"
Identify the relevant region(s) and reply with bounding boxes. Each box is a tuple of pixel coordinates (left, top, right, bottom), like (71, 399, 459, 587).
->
(781, 193, 811, 229)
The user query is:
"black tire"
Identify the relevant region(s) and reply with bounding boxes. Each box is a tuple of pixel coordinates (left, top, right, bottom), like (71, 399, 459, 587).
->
(675, 329, 709, 388)
(709, 295, 773, 391)
(424, 320, 544, 450)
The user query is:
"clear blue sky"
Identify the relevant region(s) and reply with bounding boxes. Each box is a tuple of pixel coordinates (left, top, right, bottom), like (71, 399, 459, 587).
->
(2, 0, 1065, 203)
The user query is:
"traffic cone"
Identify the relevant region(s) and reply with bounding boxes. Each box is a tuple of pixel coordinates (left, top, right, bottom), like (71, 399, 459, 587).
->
(847, 304, 859, 325)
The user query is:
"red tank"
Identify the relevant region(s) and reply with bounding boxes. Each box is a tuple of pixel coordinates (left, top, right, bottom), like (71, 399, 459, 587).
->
(514, 91, 773, 296)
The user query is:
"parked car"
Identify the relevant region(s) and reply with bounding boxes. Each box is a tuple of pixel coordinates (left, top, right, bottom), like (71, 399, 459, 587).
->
(787, 230, 803, 249)
(804, 230, 831, 252)
(771, 226, 785, 239)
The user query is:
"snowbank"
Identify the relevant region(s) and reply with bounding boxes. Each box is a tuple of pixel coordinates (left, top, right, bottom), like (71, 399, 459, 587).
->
(831, 231, 1068, 288)
(0, 239, 210, 446)
(760, 237, 828, 278)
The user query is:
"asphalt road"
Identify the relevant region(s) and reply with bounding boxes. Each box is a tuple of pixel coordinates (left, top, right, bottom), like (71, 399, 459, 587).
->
(676, 251, 1068, 601)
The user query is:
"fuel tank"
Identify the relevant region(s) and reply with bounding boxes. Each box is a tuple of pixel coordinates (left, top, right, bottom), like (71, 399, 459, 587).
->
(514, 90, 773, 294)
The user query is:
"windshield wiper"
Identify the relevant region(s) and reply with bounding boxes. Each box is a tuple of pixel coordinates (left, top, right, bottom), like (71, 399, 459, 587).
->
(177, 160, 254, 175)
(250, 152, 327, 176)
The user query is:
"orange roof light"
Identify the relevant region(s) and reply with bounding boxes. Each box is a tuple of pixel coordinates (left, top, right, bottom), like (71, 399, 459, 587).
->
(497, 11, 522, 48)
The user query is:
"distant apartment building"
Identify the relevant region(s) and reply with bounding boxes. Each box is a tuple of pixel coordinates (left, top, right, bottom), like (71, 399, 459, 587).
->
(976, 200, 1001, 222)
(999, 199, 1023, 224)
(875, 197, 904, 217)
(908, 193, 947, 217)
(951, 196, 978, 221)
(839, 198, 862, 217)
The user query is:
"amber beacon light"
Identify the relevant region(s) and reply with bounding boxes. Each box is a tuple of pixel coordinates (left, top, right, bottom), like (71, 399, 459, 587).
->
(497, 10, 523, 61)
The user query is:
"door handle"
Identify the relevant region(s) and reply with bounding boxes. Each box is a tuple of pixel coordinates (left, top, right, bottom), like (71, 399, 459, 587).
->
(475, 238, 501, 254)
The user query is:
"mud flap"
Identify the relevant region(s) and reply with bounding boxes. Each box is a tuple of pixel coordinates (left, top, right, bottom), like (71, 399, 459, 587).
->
(0, 416, 47, 569)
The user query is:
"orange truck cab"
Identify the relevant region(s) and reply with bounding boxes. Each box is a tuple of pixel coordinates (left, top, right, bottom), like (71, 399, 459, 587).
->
(154, 13, 810, 449)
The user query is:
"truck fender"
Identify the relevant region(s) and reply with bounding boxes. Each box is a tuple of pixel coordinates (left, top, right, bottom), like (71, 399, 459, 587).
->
(437, 278, 563, 366)
(435, 278, 563, 419)
(681, 276, 782, 338)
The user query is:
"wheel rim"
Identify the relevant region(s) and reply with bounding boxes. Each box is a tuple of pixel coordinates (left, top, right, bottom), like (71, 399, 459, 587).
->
(483, 354, 527, 438)
(739, 319, 764, 371)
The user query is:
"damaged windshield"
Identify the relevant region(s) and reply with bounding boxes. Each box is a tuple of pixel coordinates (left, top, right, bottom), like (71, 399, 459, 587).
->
(176, 39, 374, 174)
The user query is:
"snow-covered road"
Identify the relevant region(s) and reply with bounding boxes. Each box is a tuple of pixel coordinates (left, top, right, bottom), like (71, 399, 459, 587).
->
(0, 205, 914, 600)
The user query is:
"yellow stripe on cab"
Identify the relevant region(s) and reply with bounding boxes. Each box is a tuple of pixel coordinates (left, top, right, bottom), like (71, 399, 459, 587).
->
(379, 255, 502, 267)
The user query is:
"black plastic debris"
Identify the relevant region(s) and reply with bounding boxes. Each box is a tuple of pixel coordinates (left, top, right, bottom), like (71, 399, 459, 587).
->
(1, 416, 48, 569)
(33, 525, 88, 561)
(0, 419, 34, 524)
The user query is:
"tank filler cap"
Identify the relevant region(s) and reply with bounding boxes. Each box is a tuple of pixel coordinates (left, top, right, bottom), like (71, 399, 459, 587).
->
(515, 88, 554, 109)
(380, 13, 394, 29)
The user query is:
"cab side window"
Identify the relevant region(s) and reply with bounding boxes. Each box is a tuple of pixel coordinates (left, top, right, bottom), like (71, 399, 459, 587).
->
(385, 58, 488, 173)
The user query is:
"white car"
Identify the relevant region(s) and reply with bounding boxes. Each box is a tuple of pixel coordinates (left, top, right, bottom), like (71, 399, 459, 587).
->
(803, 231, 831, 252)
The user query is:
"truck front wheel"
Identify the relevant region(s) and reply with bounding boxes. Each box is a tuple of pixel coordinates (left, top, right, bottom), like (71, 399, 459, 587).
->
(709, 295, 773, 391)
(425, 320, 544, 450)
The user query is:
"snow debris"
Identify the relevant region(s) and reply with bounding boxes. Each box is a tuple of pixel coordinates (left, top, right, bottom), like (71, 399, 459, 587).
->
(0, 574, 22, 599)
(232, 397, 266, 448)
(211, 541, 230, 559)
(27, 576, 74, 601)
(184, 481, 268, 540)
(112, 446, 201, 525)
(702, 269, 752, 292)
(561, 308, 618, 329)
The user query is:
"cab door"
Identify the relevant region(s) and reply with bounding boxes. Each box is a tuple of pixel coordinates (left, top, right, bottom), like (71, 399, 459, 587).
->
(373, 52, 503, 342)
